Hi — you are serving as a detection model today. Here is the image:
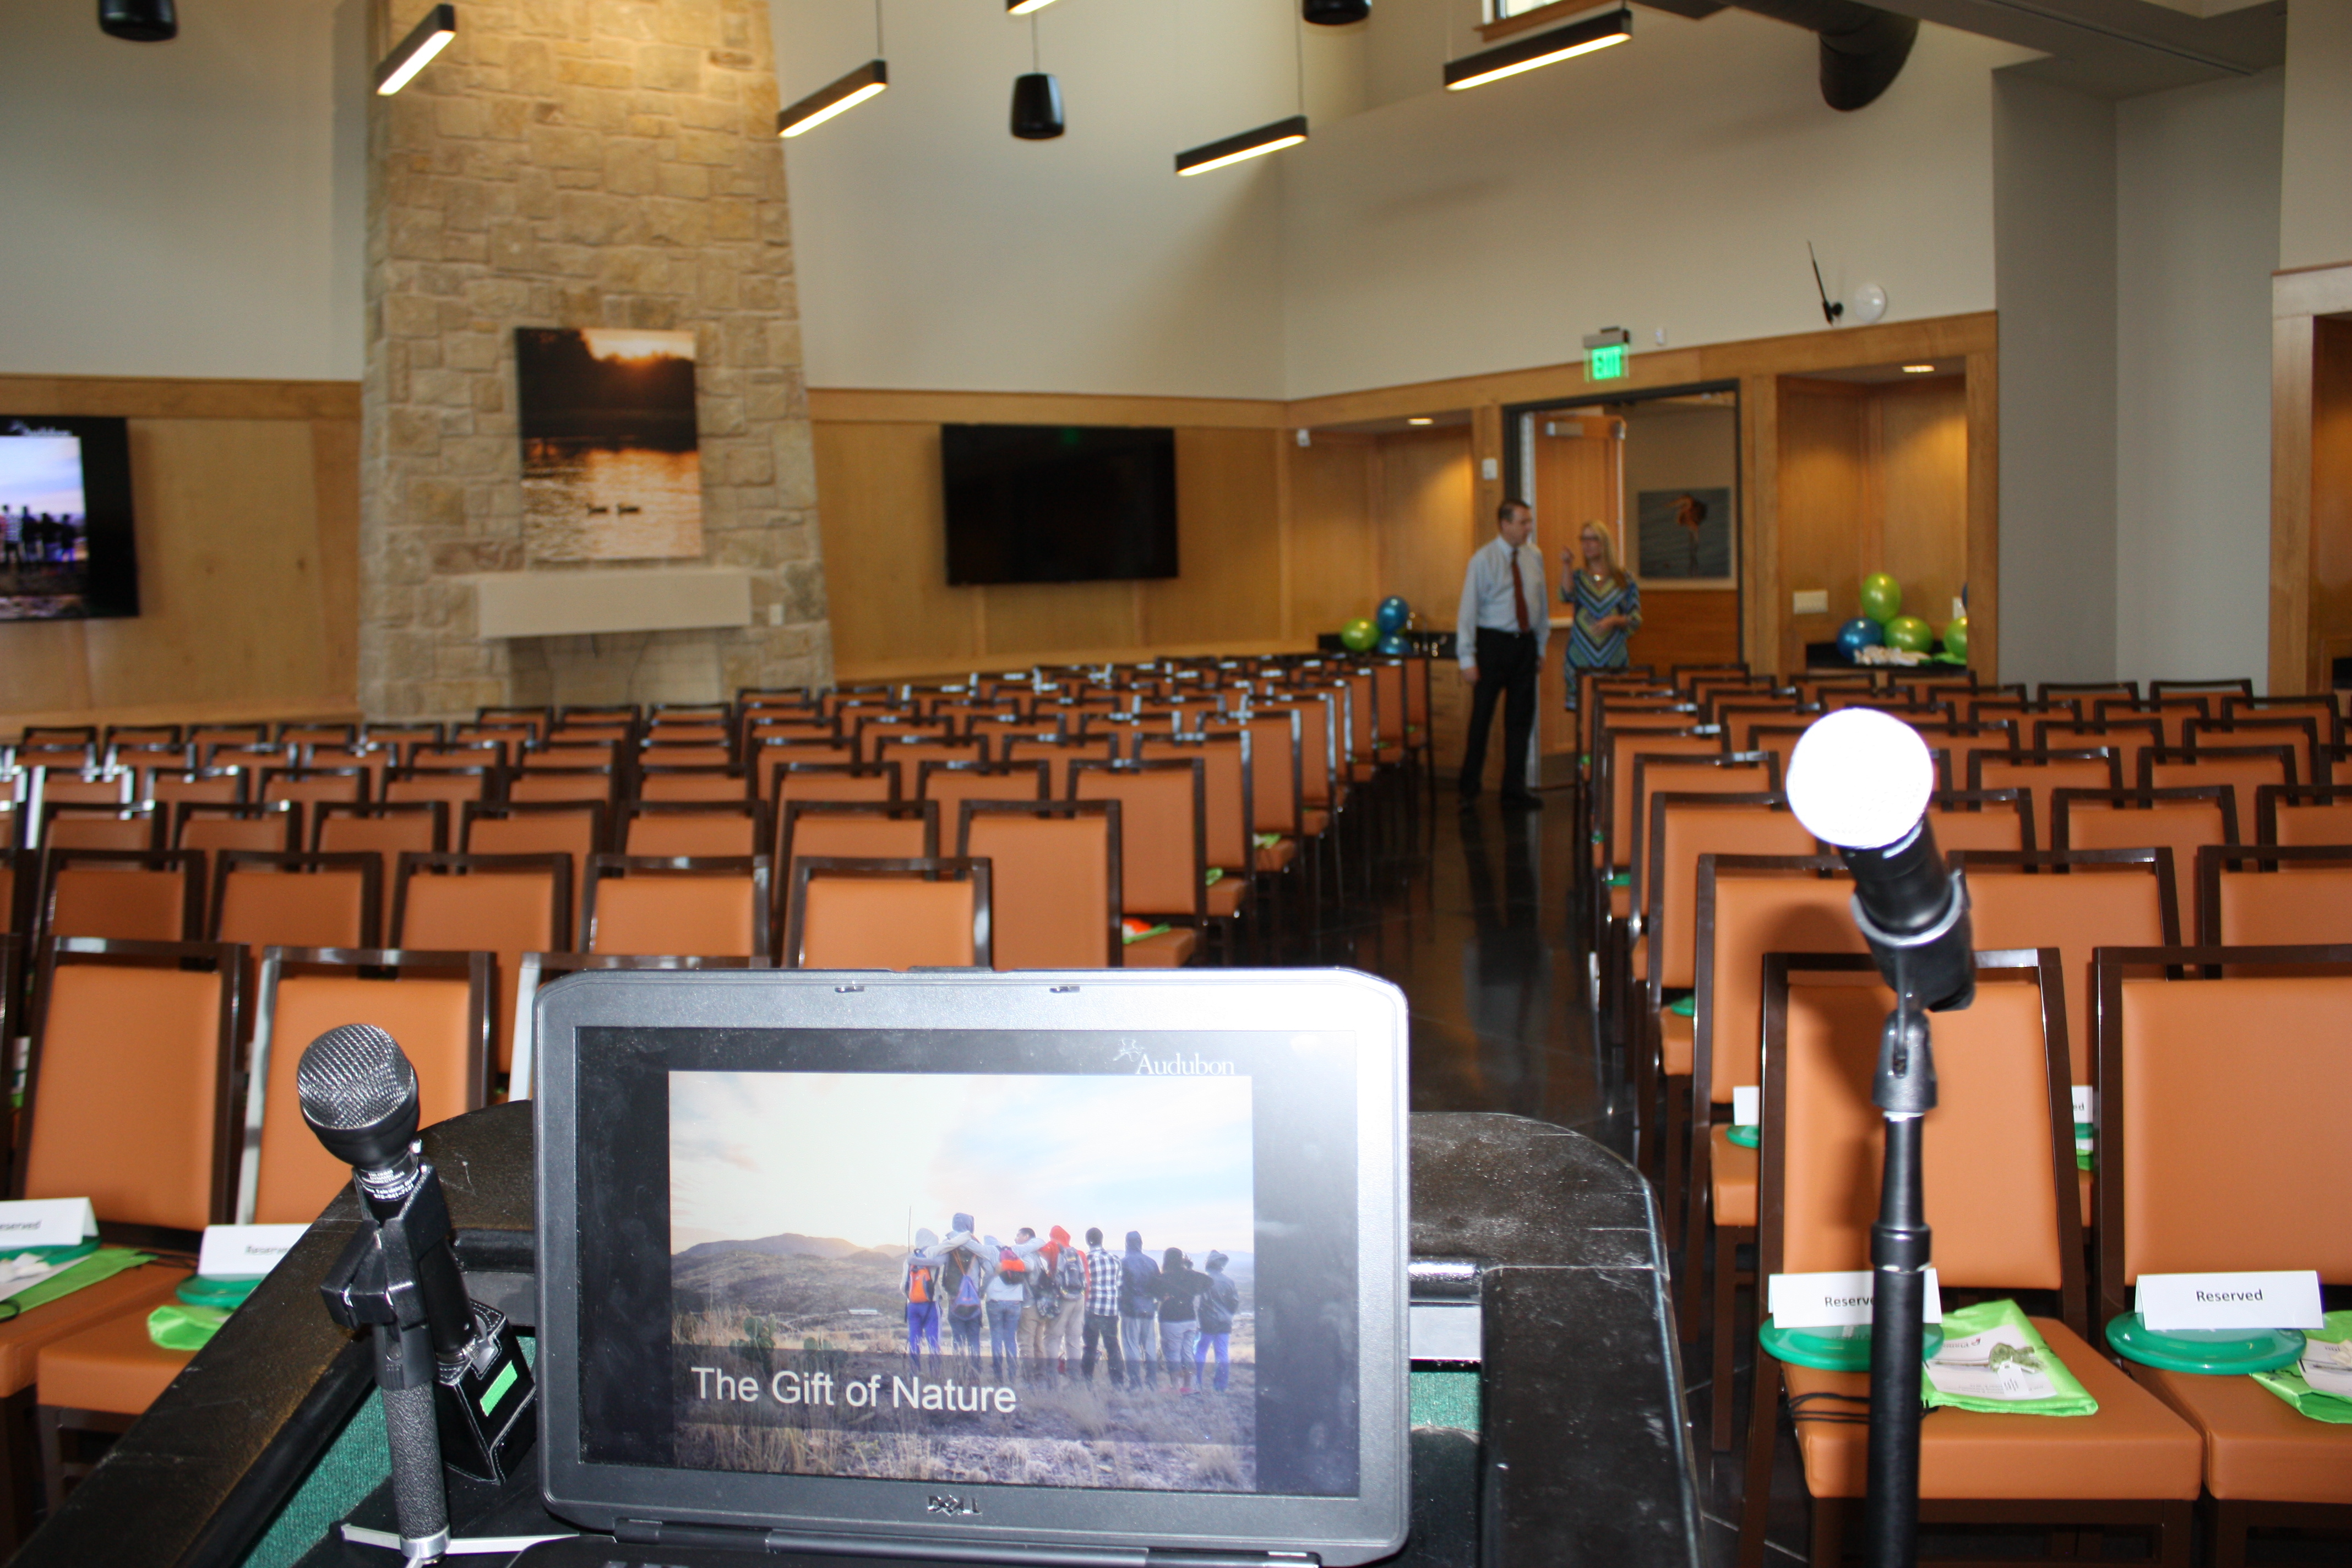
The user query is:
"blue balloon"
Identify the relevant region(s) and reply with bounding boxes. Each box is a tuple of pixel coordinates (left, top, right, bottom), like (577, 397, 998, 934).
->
(1375, 596, 1411, 634)
(1836, 616, 1886, 661)
(1376, 632, 1410, 656)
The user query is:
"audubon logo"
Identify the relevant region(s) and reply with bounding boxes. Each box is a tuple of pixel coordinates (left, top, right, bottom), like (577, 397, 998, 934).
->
(1113, 1039, 1236, 1076)
(926, 1494, 983, 1517)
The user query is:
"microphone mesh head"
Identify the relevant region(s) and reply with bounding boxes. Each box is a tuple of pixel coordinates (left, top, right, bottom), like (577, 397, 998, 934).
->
(296, 1024, 417, 1132)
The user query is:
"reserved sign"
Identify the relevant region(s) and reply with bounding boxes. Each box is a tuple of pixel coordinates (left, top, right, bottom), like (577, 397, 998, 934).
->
(1732, 1086, 1760, 1128)
(2135, 1271, 2322, 1332)
(198, 1224, 308, 1280)
(1768, 1268, 1943, 1330)
(0, 1199, 99, 1251)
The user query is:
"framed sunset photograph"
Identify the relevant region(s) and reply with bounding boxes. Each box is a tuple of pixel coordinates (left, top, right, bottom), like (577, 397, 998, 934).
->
(515, 326, 704, 562)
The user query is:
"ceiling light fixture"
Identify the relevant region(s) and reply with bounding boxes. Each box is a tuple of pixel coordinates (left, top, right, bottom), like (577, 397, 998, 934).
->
(1304, 0, 1370, 24)
(1444, 6, 1630, 92)
(1901, 364, 1936, 374)
(1006, 0, 1058, 13)
(374, 4, 457, 95)
(780, 0, 889, 139)
(1011, 14, 1064, 140)
(1177, 7, 1311, 176)
(1407, 417, 1433, 426)
(98, 0, 177, 42)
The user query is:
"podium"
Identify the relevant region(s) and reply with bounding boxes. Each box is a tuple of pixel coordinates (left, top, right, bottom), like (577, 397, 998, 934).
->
(19, 1108, 1701, 1567)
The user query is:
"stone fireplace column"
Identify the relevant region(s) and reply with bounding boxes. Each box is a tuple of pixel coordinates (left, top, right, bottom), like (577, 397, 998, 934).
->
(360, 0, 830, 719)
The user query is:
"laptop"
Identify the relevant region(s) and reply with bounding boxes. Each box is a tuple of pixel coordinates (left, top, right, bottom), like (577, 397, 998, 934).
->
(528, 968, 1411, 1566)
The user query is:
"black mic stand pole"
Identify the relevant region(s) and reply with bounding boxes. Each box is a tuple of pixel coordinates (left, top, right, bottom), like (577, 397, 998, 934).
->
(1864, 994, 1934, 1568)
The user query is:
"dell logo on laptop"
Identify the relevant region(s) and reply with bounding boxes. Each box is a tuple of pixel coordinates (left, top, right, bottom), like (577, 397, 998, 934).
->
(927, 1494, 983, 1517)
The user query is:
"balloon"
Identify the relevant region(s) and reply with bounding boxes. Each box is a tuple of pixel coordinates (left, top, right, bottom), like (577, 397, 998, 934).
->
(1340, 617, 1379, 653)
(1375, 596, 1411, 634)
(1859, 572, 1902, 623)
(1376, 632, 1410, 655)
(1942, 616, 1969, 661)
(1836, 616, 1885, 661)
(1885, 615, 1934, 654)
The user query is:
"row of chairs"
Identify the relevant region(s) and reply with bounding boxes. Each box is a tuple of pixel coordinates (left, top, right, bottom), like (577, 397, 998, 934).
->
(1575, 664, 2350, 1564)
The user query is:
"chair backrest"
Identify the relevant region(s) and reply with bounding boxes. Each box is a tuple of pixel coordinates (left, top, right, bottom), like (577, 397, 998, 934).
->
(1072, 759, 1205, 923)
(1926, 789, 2033, 852)
(20, 938, 242, 1233)
(364, 722, 445, 752)
(2033, 718, 2162, 781)
(145, 769, 248, 809)
(1600, 728, 1725, 871)
(41, 804, 162, 853)
(174, 800, 303, 859)
(524, 742, 620, 773)
(854, 715, 954, 762)
(2256, 783, 2352, 846)
(210, 851, 382, 951)
(410, 741, 508, 772)
(785, 858, 992, 970)
(1136, 734, 1251, 873)
(2141, 744, 2295, 843)
(259, 767, 369, 808)
(2187, 715, 2328, 784)
(2041, 679, 2138, 713)
(959, 802, 1120, 970)
(1205, 711, 1304, 835)
(1763, 952, 2082, 1328)
(244, 947, 489, 1223)
(780, 802, 937, 890)
(636, 743, 735, 771)
(2052, 787, 2234, 878)
(916, 760, 1049, 818)
(752, 739, 858, 799)
(394, 852, 570, 1077)
(462, 802, 608, 897)
(624, 802, 767, 859)
(2195, 844, 2352, 948)
(0, 850, 23, 936)
(1968, 748, 2121, 850)
(43, 848, 205, 942)
(315, 802, 448, 933)
(635, 765, 750, 803)
(2093, 696, 2209, 749)
(2090, 948, 2352, 1325)
(1694, 856, 1863, 1106)
(1002, 737, 1117, 799)
(505, 766, 613, 805)
(874, 736, 984, 796)
(1947, 848, 2179, 1086)
(1646, 796, 1817, 993)
(383, 764, 497, 806)
(583, 855, 771, 959)
(1626, 755, 1778, 913)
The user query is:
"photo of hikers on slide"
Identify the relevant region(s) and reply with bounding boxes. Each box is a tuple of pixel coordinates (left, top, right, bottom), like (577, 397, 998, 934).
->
(668, 1070, 1257, 1490)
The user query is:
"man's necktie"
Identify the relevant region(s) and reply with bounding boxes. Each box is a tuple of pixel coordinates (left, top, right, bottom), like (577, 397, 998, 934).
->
(1509, 548, 1530, 634)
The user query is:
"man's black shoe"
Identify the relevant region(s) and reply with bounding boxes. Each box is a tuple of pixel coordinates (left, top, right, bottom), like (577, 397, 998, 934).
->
(1499, 791, 1545, 810)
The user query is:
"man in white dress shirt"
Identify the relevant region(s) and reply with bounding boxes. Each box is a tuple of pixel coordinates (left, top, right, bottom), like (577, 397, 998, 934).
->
(1453, 499, 1547, 808)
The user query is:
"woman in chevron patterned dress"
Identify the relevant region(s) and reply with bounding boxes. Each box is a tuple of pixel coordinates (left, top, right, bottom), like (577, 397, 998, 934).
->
(1559, 521, 1640, 707)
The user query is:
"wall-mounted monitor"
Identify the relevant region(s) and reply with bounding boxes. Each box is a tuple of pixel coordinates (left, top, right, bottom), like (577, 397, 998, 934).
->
(0, 415, 140, 622)
(941, 423, 1178, 586)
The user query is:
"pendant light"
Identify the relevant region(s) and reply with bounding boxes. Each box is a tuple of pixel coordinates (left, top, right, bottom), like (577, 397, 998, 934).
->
(778, 0, 890, 138)
(1444, 6, 1631, 92)
(1303, 0, 1368, 25)
(98, 0, 176, 41)
(374, 5, 459, 95)
(1175, 2, 1309, 176)
(1011, 14, 1065, 140)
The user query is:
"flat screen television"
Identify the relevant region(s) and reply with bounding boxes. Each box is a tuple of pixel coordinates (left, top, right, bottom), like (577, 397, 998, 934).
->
(0, 415, 139, 622)
(941, 423, 1178, 586)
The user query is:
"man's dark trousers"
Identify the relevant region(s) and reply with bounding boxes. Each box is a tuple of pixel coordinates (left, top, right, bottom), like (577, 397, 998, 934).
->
(1458, 627, 1539, 798)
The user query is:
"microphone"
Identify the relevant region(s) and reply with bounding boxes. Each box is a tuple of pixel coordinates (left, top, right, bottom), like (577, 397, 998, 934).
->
(1785, 707, 1975, 1015)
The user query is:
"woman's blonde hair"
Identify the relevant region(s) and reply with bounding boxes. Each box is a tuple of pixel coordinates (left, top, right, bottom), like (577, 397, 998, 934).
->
(1578, 522, 1627, 589)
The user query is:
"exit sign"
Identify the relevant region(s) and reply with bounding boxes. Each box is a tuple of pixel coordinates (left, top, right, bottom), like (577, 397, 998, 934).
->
(1587, 344, 1629, 382)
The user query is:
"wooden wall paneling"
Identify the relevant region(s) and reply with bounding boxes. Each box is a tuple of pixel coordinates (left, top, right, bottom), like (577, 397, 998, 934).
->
(1534, 416, 1622, 755)
(808, 388, 1286, 431)
(1875, 376, 1970, 636)
(1139, 429, 1284, 646)
(1287, 435, 1380, 640)
(1775, 379, 1871, 671)
(312, 417, 362, 703)
(1742, 373, 1778, 674)
(2308, 315, 2352, 693)
(810, 421, 981, 675)
(1626, 591, 1741, 672)
(982, 581, 1140, 660)
(1375, 429, 1478, 627)
(1963, 349, 2000, 684)
(2271, 313, 2316, 695)
(0, 375, 358, 422)
(0, 623, 95, 717)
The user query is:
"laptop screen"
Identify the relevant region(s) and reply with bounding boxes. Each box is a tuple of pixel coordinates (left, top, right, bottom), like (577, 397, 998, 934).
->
(570, 1025, 1364, 1501)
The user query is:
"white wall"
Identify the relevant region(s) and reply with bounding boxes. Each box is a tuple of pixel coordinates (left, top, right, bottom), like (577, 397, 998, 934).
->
(1278, 11, 2035, 399)
(1992, 69, 2119, 688)
(2114, 69, 2283, 689)
(2280, 0, 2352, 271)
(0, 0, 365, 382)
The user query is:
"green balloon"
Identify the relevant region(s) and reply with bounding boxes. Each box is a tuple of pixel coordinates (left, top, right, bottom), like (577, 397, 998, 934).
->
(1340, 617, 1379, 652)
(1885, 614, 1934, 654)
(1943, 616, 1969, 661)
(1859, 572, 1902, 623)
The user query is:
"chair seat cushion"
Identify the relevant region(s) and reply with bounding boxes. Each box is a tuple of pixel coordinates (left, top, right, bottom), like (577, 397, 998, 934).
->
(2133, 1362, 2352, 1502)
(1205, 879, 1247, 918)
(1609, 884, 1631, 921)
(1709, 1126, 1756, 1229)
(1121, 927, 1198, 968)
(1254, 839, 1298, 874)
(1659, 1008, 1694, 1077)
(0, 1266, 191, 1398)
(1626, 934, 1646, 976)
(37, 1293, 202, 1415)
(1349, 762, 1380, 784)
(1785, 1317, 2201, 1501)
(1300, 810, 1330, 837)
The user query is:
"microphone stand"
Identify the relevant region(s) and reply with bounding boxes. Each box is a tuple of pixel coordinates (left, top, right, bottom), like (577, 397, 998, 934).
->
(1865, 994, 1934, 1568)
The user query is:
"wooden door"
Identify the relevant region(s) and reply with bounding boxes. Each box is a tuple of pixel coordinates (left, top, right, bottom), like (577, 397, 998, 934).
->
(1532, 415, 1624, 756)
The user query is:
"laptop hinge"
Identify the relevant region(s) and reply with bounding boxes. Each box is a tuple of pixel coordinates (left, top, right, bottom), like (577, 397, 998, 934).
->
(614, 1522, 1314, 1567)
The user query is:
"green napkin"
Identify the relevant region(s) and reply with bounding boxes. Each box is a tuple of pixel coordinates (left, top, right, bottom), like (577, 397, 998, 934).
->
(148, 1303, 230, 1352)
(2075, 1122, 2095, 1172)
(1607, 872, 1631, 889)
(1204, 867, 1223, 888)
(1921, 1299, 2098, 1417)
(1120, 922, 1172, 946)
(2251, 1310, 2352, 1424)
(1667, 995, 1696, 1018)
(0, 1247, 153, 1323)
(1252, 832, 1282, 850)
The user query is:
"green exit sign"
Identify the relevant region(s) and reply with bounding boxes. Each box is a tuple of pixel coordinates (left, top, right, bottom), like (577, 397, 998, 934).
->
(1587, 344, 1629, 382)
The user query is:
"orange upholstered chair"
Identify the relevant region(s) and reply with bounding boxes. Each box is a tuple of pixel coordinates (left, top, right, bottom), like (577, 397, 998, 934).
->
(2194, 844, 2352, 948)
(41, 849, 204, 944)
(174, 801, 302, 859)
(313, 801, 448, 935)
(582, 854, 770, 960)
(784, 858, 992, 971)
(959, 801, 1121, 969)
(1072, 759, 1204, 968)
(623, 801, 767, 859)
(393, 852, 570, 1081)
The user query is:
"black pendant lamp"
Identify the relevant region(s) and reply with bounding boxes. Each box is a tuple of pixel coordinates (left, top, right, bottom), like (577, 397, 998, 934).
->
(98, 0, 176, 41)
(1303, 0, 1368, 25)
(1010, 15, 1064, 140)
